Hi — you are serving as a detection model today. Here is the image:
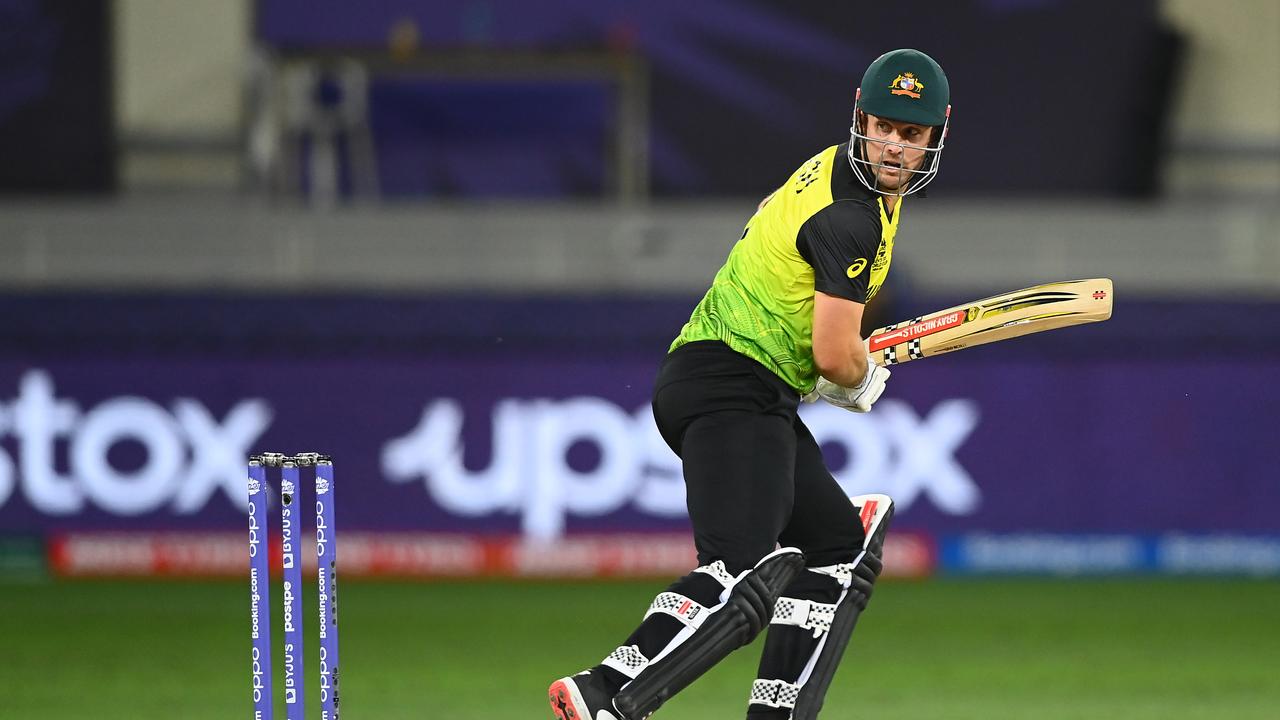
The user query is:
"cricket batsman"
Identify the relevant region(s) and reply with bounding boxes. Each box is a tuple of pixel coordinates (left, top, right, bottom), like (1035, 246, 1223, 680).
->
(550, 48, 951, 720)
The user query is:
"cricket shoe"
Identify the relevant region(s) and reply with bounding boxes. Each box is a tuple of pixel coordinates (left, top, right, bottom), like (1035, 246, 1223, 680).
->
(549, 670, 622, 720)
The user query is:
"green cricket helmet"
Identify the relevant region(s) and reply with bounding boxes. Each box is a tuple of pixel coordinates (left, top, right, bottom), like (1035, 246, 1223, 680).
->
(848, 48, 951, 196)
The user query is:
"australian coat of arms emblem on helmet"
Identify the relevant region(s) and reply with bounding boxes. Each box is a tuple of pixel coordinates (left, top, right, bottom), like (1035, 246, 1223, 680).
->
(888, 72, 923, 98)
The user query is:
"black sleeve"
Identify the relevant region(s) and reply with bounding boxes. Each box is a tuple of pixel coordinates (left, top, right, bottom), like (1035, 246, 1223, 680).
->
(796, 201, 881, 303)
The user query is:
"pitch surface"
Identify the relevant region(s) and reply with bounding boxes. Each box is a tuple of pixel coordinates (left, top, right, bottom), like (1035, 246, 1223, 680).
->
(2, 578, 1276, 719)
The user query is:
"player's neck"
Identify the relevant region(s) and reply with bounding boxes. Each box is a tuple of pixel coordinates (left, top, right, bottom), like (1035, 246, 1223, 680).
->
(880, 193, 899, 215)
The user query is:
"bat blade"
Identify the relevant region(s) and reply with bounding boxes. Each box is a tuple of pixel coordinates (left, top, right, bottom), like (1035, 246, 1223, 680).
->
(866, 278, 1113, 366)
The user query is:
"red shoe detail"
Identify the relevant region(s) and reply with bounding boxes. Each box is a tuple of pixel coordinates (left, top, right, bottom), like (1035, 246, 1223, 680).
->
(549, 679, 578, 720)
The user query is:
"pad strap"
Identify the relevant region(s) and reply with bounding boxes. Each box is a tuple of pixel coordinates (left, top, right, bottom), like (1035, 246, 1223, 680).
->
(806, 562, 855, 587)
(692, 559, 735, 589)
(612, 547, 805, 720)
(645, 592, 710, 629)
(602, 644, 650, 679)
(750, 678, 801, 709)
(771, 596, 837, 638)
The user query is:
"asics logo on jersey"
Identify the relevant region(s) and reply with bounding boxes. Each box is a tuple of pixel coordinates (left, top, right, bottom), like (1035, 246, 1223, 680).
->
(846, 259, 867, 279)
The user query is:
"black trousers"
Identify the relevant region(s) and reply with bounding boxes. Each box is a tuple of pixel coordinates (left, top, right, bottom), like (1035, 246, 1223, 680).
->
(652, 341, 865, 574)
(593, 341, 867, 700)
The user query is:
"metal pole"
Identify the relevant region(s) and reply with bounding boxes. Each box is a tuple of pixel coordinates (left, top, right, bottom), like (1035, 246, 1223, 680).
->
(280, 459, 306, 720)
(247, 458, 274, 720)
(314, 456, 341, 719)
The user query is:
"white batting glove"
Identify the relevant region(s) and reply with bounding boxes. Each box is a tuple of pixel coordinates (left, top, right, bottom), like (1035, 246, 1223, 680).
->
(804, 362, 891, 413)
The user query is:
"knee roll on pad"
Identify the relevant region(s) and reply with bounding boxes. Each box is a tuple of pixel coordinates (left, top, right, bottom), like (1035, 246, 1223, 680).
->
(853, 494, 894, 558)
(612, 547, 805, 720)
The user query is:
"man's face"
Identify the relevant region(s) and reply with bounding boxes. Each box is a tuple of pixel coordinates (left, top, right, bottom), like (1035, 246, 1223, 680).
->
(860, 112, 934, 192)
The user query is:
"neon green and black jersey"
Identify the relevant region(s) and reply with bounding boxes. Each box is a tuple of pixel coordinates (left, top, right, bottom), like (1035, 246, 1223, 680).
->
(671, 143, 901, 394)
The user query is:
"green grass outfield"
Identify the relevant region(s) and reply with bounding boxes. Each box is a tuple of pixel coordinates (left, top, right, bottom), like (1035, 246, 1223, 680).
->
(2, 577, 1277, 719)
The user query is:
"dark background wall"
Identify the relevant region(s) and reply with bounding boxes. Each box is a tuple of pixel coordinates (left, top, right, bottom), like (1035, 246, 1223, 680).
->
(257, 0, 1181, 197)
(0, 0, 115, 193)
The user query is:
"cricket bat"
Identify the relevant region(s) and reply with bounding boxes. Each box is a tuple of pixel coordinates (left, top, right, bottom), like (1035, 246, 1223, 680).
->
(866, 278, 1113, 366)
